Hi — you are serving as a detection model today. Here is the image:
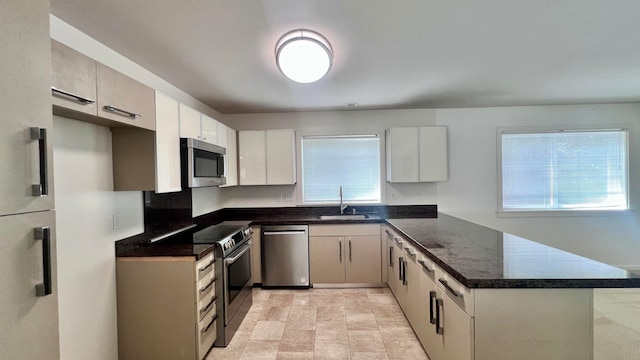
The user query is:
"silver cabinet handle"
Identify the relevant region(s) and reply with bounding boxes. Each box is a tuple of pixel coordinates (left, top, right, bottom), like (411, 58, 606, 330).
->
(339, 240, 342, 262)
(402, 259, 407, 286)
(30, 128, 49, 197)
(438, 279, 463, 299)
(103, 105, 141, 119)
(389, 246, 394, 267)
(385, 229, 393, 239)
(199, 277, 216, 294)
(199, 296, 217, 315)
(394, 237, 401, 245)
(404, 246, 416, 258)
(198, 260, 214, 274)
(348, 239, 352, 262)
(34, 227, 52, 296)
(201, 314, 218, 334)
(435, 298, 444, 335)
(51, 86, 95, 104)
(429, 290, 437, 324)
(418, 259, 434, 273)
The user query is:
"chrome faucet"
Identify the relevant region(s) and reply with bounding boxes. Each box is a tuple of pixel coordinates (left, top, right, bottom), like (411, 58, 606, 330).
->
(339, 186, 348, 214)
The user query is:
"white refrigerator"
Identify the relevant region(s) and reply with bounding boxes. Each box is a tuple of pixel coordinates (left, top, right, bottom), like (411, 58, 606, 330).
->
(0, 0, 60, 359)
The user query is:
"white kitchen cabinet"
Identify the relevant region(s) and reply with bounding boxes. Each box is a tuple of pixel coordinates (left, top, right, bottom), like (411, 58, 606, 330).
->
(111, 91, 181, 192)
(179, 103, 203, 139)
(238, 129, 296, 185)
(200, 114, 218, 145)
(217, 122, 228, 148)
(116, 253, 218, 360)
(222, 127, 238, 187)
(0, 1, 60, 358)
(309, 224, 382, 285)
(386, 126, 448, 183)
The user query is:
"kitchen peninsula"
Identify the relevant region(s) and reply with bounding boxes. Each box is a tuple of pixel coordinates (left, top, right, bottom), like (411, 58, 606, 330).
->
(116, 206, 639, 360)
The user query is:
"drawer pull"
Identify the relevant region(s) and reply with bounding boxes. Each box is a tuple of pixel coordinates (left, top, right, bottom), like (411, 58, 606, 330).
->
(103, 105, 141, 119)
(385, 229, 393, 238)
(51, 86, 95, 104)
(30, 127, 49, 197)
(389, 246, 394, 267)
(438, 278, 463, 299)
(200, 296, 217, 315)
(429, 290, 437, 324)
(34, 227, 52, 296)
(199, 277, 216, 294)
(404, 246, 416, 258)
(201, 314, 218, 334)
(418, 259, 434, 273)
(199, 260, 214, 273)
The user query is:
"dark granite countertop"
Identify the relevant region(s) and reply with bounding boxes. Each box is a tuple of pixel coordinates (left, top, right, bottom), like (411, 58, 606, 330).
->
(387, 214, 640, 289)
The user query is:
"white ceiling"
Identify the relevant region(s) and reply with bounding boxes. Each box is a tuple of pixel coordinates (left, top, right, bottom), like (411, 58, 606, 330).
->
(50, 0, 640, 114)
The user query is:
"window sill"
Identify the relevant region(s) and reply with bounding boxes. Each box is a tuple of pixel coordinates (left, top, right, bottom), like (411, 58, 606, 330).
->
(497, 209, 633, 218)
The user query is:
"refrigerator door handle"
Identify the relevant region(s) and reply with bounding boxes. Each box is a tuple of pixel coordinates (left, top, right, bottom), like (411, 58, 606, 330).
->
(34, 226, 52, 296)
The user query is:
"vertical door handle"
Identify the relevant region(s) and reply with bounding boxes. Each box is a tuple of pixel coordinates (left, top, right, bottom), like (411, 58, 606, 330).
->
(389, 246, 394, 267)
(30, 128, 48, 197)
(398, 257, 403, 281)
(429, 291, 437, 324)
(34, 227, 52, 296)
(402, 259, 407, 286)
(435, 298, 444, 335)
(339, 240, 342, 263)
(348, 239, 352, 262)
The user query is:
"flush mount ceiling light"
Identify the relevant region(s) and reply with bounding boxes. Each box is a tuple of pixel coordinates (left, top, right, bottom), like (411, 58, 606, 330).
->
(275, 29, 333, 83)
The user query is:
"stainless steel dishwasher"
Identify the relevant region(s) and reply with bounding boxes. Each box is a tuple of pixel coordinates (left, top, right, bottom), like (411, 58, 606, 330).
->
(261, 225, 310, 287)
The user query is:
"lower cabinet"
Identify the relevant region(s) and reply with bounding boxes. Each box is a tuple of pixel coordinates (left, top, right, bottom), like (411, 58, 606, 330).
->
(250, 225, 262, 284)
(387, 230, 594, 360)
(116, 254, 218, 360)
(309, 224, 382, 285)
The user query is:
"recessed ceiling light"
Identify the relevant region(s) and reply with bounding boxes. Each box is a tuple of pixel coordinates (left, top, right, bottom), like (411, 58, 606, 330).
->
(275, 29, 333, 84)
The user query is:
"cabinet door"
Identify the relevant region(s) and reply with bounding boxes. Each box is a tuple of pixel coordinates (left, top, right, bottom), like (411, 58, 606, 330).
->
(155, 91, 182, 193)
(266, 129, 296, 185)
(345, 235, 381, 283)
(404, 254, 421, 327)
(217, 122, 228, 148)
(419, 126, 448, 182)
(309, 236, 345, 284)
(386, 127, 419, 183)
(223, 128, 238, 187)
(200, 114, 218, 145)
(238, 130, 267, 185)
(0, 211, 59, 360)
(96, 63, 156, 130)
(385, 236, 397, 296)
(0, 0, 54, 216)
(179, 104, 202, 139)
(51, 40, 97, 116)
(393, 241, 408, 310)
(439, 289, 474, 360)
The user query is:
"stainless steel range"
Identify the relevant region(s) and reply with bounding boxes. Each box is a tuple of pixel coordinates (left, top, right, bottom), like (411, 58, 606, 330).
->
(193, 221, 253, 347)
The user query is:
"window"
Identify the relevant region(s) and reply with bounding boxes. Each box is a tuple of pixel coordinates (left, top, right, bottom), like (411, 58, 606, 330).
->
(302, 135, 380, 203)
(499, 128, 628, 213)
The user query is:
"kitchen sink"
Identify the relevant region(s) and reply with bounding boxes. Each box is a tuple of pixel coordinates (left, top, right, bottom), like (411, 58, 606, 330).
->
(317, 214, 369, 220)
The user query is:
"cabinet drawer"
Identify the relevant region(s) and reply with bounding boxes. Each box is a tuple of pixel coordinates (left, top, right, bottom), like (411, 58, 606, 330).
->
(435, 268, 474, 316)
(197, 308, 217, 360)
(96, 63, 156, 130)
(197, 288, 216, 321)
(309, 224, 380, 237)
(196, 254, 215, 278)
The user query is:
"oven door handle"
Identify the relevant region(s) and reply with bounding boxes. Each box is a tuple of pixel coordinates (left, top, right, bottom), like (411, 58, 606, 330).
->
(225, 242, 252, 265)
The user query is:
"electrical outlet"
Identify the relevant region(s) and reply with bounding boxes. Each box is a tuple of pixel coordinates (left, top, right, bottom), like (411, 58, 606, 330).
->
(390, 192, 396, 200)
(419, 191, 426, 197)
(276, 193, 284, 202)
(285, 193, 293, 202)
(113, 213, 121, 230)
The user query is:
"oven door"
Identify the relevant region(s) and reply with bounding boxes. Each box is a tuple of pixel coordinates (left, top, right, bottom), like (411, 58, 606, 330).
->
(223, 241, 252, 324)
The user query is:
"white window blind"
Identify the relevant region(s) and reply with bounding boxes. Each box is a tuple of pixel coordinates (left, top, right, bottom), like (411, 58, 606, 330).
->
(500, 129, 628, 212)
(302, 136, 380, 203)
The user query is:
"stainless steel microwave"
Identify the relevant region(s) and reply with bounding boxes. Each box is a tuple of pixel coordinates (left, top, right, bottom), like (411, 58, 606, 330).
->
(180, 138, 226, 187)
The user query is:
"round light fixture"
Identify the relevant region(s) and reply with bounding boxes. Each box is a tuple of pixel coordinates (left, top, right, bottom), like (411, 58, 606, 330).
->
(275, 29, 333, 83)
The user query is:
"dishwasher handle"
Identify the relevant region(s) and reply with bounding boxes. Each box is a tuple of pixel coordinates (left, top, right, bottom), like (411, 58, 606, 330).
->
(263, 230, 308, 236)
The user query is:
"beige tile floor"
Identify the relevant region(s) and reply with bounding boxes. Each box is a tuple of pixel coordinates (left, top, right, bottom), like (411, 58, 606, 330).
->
(207, 287, 429, 360)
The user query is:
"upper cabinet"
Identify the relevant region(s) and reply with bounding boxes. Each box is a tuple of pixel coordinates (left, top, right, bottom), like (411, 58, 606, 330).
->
(111, 91, 181, 193)
(238, 129, 296, 186)
(50, 40, 156, 130)
(386, 126, 448, 183)
(221, 128, 238, 187)
(178, 104, 227, 147)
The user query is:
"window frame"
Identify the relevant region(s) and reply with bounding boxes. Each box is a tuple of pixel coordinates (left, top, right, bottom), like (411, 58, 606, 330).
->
(300, 134, 382, 205)
(496, 125, 631, 217)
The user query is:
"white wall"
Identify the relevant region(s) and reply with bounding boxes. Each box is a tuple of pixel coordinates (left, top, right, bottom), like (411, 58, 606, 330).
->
(222, 109, 439, 207)
(53, 116, 143, 360)
(435, 104, 640, 269)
